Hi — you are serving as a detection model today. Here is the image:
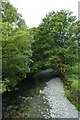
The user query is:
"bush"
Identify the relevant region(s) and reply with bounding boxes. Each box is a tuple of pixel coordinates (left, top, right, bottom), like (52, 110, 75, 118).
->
(71, 80, 80, 91)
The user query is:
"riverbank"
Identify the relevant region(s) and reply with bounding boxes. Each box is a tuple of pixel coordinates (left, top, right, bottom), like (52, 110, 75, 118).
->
(64, 78, 80, 111)
(43, 77, 78, 118)
(2, 77, 79, 119)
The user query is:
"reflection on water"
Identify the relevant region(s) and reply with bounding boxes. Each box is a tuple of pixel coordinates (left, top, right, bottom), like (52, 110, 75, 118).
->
(2, 79, 51, 119)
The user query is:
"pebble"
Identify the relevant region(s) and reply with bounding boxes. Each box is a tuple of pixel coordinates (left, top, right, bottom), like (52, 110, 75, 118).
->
(43, 77, 78, 118)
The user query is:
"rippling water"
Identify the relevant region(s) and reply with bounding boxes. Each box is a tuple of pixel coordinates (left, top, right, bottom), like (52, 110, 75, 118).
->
(2, 78, 51, 119)
(2, 77, 78, 119)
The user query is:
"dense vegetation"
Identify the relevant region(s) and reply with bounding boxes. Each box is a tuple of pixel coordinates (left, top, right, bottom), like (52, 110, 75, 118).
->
(31, 11, 78, 74)
(1, 1, 33, 91)
(0, 1, 80, 110)
(30, 10, 80, 110)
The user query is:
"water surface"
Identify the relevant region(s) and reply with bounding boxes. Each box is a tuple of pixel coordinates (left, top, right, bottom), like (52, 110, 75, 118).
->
(2, 77, 78, 119)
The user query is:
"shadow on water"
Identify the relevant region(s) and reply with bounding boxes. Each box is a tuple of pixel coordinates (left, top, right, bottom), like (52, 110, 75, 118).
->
(2, 76, 52, 119)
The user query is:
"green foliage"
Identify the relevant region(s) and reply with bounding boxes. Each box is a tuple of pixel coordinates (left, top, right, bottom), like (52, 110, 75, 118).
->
(64, 75, 80, 111)
(1, 1, 79, 96)
(2, 21, 32, 89)
(71, 80, 80, 91)
(31, 10, 78, 74)
(2, 1, 27, 29)
(1, 1, 33, 90)
(64, 87, 80, 111)
(30, 11, 80, 111)
(0, 79, 10, 92)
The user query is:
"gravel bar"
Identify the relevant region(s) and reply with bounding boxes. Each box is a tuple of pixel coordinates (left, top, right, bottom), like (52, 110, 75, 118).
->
(43, 77, 79, 118)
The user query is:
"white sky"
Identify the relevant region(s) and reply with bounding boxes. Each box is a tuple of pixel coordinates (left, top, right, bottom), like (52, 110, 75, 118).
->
(9, 0, 80, 28)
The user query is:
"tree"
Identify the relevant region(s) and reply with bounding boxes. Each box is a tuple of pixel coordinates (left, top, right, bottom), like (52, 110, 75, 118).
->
(31, 10, 78, 76)
(2, 1, 27, 30)
(1, 1, 33, 90)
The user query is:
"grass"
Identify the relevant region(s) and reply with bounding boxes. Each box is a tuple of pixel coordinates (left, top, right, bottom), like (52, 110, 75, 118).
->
(71, 80, 80, 91)
(64, 87, 80, 111)
(64, 77, 80, 111)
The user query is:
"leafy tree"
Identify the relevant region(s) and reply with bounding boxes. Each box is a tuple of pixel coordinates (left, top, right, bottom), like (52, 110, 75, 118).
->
(31, 10, 78, 76)
(2, 1, 27, 30)
(2, 23, 32, 86)
(1, 1, 33, 90)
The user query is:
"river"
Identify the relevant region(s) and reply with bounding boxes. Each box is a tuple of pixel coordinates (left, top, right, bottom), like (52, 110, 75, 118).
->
(2, 77, 78, 119)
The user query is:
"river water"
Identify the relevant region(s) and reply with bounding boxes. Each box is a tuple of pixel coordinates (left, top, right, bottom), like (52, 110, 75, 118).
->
(2, 77, 78, 119)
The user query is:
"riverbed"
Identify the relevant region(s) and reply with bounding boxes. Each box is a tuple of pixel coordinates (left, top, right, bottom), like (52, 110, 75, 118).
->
(2, 77, 78, 119)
